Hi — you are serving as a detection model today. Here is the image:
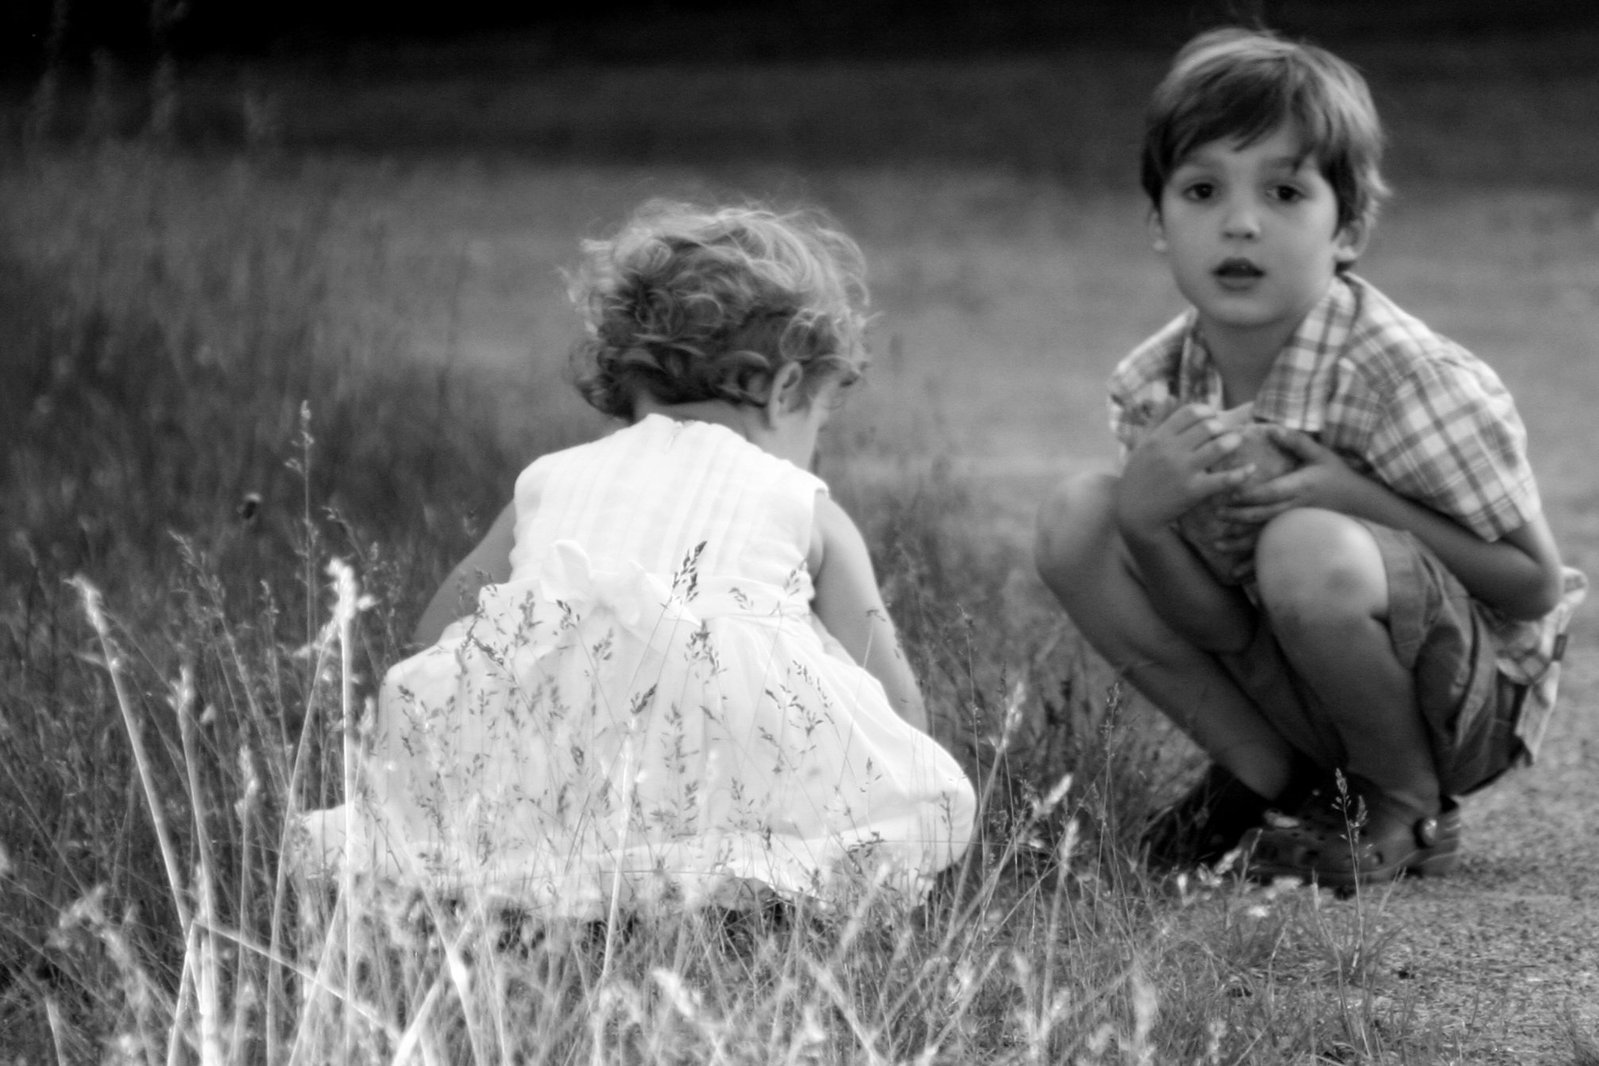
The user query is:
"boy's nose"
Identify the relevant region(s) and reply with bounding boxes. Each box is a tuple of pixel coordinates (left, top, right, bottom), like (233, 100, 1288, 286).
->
(1222, 200, 1262, 239)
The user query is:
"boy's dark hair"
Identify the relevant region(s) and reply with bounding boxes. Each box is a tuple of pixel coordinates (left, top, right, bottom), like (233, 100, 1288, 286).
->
(1140, 27, 1389, 235)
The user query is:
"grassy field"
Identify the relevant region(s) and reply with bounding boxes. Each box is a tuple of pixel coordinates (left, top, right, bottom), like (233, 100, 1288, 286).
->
(2, 31, 1597, 1064)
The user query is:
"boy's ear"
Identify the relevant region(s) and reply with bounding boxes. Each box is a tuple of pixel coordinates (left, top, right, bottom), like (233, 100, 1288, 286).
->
(1147, 208, 1169, 254)
(1334, 217, 1369, 266)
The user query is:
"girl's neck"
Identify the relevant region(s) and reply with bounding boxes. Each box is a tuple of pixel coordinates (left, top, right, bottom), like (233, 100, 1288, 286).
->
(633, 395, 757, 439)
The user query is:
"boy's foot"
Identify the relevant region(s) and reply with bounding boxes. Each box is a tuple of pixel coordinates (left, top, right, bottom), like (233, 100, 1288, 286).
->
(1244, 776, 1462, 888)
(1142, 763, 1276, 871)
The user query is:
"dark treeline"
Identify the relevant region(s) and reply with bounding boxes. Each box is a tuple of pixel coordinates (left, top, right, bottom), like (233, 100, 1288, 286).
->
(5, 0, 1595, 72)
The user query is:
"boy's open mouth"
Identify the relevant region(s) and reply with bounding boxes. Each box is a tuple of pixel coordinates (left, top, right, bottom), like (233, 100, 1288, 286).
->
(1214, 258, 1264, 279)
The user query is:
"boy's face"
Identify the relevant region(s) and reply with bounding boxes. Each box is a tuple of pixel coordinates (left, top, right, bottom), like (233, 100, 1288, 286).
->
(1151, 124, 1364, 363)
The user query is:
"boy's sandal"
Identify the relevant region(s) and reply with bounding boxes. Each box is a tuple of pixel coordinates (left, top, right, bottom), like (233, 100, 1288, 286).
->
(1141, 763, 1275, 871)
(1142, 757, 1331, 873)
(1244, 792, 1462, 888)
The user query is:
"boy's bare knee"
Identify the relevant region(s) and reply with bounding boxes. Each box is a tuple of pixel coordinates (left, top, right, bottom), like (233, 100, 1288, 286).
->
(1034, 472, 1119, 594)
(1256, 508, 1387, 624)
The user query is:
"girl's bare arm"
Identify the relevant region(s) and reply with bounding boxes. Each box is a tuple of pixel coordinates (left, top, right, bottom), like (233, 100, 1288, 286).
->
(410, 503, 516, 647)
(809, 495, 929, 733)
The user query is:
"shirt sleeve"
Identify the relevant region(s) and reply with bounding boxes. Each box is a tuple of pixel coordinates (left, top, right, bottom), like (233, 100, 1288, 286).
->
(1108, 314, 1190, 458)
(1368, 357, 1541, 541)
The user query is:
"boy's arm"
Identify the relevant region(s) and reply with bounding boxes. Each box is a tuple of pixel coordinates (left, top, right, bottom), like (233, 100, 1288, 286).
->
(1115, 404, 1264, 651)
(1117, 512, 1259, 651)
(411, 502, 517, 648)
(1228, 429, 1565, 620)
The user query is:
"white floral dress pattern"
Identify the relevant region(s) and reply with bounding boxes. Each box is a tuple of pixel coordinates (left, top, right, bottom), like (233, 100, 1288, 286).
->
(300, 415, 976, 915)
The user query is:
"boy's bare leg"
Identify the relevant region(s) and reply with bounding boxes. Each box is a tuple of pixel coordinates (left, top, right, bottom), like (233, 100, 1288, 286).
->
(1254, 508, 1442, 816)
(1035, 473, 1300, 801)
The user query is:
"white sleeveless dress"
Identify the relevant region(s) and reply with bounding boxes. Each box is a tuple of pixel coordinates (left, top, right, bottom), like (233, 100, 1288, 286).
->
(300, 415, 976, 915)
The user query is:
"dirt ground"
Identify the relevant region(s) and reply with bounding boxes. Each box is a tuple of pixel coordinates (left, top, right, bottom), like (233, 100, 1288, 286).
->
(1313, 610, 1598, 1063)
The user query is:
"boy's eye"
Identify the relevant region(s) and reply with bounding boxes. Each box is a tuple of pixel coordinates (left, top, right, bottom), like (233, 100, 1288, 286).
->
(1270, 184, 1306, 203)
(1179, 181, 1216, 202)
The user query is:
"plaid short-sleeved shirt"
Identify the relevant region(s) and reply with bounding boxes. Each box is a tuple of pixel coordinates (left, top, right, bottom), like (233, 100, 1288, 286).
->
(1108, 273, 1587, 759)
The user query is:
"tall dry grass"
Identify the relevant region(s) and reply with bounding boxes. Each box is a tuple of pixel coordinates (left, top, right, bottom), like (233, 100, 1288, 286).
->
(0, 139, 1491, 1063)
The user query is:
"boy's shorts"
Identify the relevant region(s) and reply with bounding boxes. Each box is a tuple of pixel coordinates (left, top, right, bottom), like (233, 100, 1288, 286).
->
(1219, 520, 1528, 798)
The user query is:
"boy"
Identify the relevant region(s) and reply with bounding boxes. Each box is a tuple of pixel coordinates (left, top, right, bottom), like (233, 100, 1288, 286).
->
(1034, 27, 1586, 886)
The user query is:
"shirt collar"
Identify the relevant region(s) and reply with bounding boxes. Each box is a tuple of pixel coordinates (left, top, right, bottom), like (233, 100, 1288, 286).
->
(1178, 275, 1359, 431)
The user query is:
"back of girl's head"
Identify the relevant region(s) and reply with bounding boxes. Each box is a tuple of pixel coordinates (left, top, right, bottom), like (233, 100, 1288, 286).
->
(1140, 27, 1389, 233)
(569, 199, 870, 421)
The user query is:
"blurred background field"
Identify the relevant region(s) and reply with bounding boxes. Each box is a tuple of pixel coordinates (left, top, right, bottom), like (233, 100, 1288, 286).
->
(7, 5, 1597, 572)
(2, 1, 1598, 1061)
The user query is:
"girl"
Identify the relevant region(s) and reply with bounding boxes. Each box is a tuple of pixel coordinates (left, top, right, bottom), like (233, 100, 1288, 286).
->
(300, 200, 976, 916)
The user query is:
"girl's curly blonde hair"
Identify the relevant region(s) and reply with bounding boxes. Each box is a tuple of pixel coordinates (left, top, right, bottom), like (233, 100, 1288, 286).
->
(568, 199, 870, 421)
